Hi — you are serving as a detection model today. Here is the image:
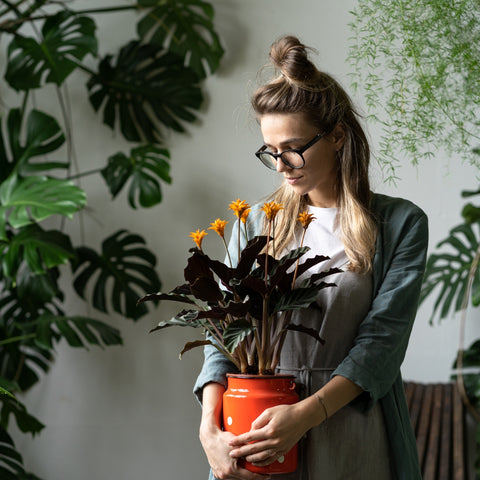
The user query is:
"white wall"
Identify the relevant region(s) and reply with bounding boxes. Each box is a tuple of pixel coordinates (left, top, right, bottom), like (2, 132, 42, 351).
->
(6, 1, 479, 479)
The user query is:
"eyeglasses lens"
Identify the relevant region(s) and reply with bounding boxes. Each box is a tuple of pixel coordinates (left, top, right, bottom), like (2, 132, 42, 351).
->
(258, 151, 304, 170)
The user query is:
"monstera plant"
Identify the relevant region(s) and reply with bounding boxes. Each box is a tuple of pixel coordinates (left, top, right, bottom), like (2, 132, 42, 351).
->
(0, 1, 223, 479)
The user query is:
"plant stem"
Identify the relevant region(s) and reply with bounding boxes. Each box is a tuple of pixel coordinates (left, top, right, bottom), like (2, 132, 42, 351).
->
(0, 333, 36, 346)
(68, 167, 104, 180)
(222, 237, 233, 268)
(292, 229, 306, 288)
(0, 4, 141, 31)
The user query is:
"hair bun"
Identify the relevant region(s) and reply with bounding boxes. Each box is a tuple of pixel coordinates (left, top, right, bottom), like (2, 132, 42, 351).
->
(269, 35, 317, 84)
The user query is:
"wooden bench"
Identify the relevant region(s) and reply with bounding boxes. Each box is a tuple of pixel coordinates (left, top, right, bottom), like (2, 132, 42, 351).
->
(404, 382, 467, 480)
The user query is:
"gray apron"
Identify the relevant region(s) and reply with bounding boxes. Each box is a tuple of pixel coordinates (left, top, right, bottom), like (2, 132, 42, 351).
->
(275, 270, 393, 480)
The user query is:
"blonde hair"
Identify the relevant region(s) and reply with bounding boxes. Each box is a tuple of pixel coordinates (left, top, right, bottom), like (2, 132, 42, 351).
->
(252, 35, 377, 273)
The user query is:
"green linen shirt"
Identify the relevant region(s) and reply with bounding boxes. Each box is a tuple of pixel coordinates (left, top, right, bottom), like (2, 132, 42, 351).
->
(194, 192, 428, 480)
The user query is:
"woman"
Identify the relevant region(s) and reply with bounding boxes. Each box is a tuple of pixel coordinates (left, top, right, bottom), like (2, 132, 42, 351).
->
(194, 35, 428, 480)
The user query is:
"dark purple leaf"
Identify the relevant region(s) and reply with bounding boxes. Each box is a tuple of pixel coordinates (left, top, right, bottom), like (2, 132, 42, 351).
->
(285, 323, 325, 345)
(180, 340, 212, 357)
(190, 276, 223, 302)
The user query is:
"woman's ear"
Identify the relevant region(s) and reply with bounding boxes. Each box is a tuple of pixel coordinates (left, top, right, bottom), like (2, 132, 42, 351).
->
(331, 123, 346, 151)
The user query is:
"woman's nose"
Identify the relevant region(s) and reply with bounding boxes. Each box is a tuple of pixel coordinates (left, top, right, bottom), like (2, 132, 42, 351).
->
(276, 157, 290, 173)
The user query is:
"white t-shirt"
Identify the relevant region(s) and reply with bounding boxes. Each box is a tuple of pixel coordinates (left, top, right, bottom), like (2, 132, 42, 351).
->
(295, 205, 349, 274)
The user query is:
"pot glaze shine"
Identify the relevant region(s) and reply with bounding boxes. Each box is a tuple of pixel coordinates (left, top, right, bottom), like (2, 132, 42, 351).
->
(223, 373, 299, 474)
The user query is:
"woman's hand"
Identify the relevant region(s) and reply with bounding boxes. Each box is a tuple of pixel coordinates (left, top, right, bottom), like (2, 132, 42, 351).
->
(200, 422, 270, 480)
(200, 382, 270, 479)
(228, 397, 321, 467)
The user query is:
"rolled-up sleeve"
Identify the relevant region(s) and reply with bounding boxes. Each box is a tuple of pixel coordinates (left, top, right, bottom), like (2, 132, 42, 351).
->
(333, 201, 428, 409)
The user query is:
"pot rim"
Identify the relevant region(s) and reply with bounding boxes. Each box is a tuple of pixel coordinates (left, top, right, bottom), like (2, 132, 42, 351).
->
(226, 373, 296, 380)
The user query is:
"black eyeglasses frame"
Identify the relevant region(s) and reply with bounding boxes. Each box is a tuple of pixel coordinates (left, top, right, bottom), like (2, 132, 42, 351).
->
(255, 132, 325, 170)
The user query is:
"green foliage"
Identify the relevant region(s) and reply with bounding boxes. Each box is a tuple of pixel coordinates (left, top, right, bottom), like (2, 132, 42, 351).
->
(87, 40, 203, 142)
(0, 1, 223, 478)
(349, 0, 480, 181)
(0, 109, 66, 181)
(0, 175, 86, 241)
(137, 0, 224, 79)
(420, 222, 480, 323)
(6, 11, 98, 90)
(102, 145, 171, 208)
(73, 230, 161, 320)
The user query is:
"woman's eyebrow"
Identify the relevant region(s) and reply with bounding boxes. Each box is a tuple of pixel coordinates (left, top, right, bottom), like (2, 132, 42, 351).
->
(264, 137, 306, 148)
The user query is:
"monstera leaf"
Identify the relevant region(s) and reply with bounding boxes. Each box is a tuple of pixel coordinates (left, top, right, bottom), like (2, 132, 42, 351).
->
(420, 222, 480, 322)
(72, 230, 161, 320)
(0, 381, 44, 435)
(87, 40, 203, 142)
(35, 314, 122, 350)
(1, 225, 75, 279)
(5, 11, 97, 90)
(137, 0, 224, 79)
(0, 426, 45, 480)
(0, 109, 66, 182)
(0, 175, 86, 241)
(101, 144, 171, 208)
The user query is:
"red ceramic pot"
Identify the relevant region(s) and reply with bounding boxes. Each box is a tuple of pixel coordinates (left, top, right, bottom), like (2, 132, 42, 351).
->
(223, 373, 299, 474)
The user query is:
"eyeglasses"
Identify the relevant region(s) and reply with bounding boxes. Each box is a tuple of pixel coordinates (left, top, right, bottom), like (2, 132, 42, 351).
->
(255, 132, 325, 170)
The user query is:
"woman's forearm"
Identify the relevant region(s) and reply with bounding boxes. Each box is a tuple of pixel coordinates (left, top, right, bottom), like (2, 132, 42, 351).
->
(308, 375, 363, 426)
(200, 382, 225, 436)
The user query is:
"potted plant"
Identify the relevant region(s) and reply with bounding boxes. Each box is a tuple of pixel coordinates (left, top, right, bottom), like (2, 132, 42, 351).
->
(139, 199, 341, 473)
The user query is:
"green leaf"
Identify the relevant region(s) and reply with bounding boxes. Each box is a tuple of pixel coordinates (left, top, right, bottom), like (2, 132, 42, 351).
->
(223, 319, 255, 353)
(137, 0, 224, 79)
(0, 109, 66, 182)
(2, 224, 75, 279)
(0, 175, 86, 241)
(150, 309, 205, 332)
(420, 221, 480, 322)
(272, 287, 322, 314)
(5, 11, 97, 90)
(35, 314, 122, 350)
(0, 394, 44, 435)
(72, 230, 161, 320)
(0, 388, 14, 401)
(0, 426, 45, 480)
(87, 40, 203, 142)
(101, 144, 171, 209)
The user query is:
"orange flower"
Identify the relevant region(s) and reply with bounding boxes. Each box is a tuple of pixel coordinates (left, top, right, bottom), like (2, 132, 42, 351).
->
(240, 208, 251, 224)
(298, 211, 316, 229)
(262, 201, 284, 221)
(189, 229, 208, 249)
(229, 199, 250, 218)
(209, 219, 229, 237)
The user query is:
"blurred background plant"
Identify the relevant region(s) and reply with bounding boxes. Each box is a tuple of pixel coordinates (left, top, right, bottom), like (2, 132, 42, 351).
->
(349, 0, 479, 475)
(0, 1, 223, 478)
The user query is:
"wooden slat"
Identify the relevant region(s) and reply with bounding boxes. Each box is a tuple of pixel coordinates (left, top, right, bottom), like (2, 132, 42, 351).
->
(452, 384, 465, 480)
(423, 384, 443, 480)
(438, 383, 452, 480)
(416, 383, 434, 468)
(409, 382, 425, 433)
(405, 381, 415, 410)
(404, 382, 466, 480)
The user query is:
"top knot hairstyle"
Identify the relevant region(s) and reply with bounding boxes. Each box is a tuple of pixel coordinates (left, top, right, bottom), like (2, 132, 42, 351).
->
(252, 36, 377, 274)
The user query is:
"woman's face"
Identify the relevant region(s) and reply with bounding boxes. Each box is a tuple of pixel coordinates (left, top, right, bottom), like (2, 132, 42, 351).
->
(259, 113, 344, 207)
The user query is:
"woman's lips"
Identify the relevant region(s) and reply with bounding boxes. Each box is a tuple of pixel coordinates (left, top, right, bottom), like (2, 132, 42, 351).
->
(285, 176, 302, 185)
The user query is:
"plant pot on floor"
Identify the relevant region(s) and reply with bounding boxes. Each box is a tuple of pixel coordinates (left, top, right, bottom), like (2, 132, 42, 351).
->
(223, 373, 299, 474)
